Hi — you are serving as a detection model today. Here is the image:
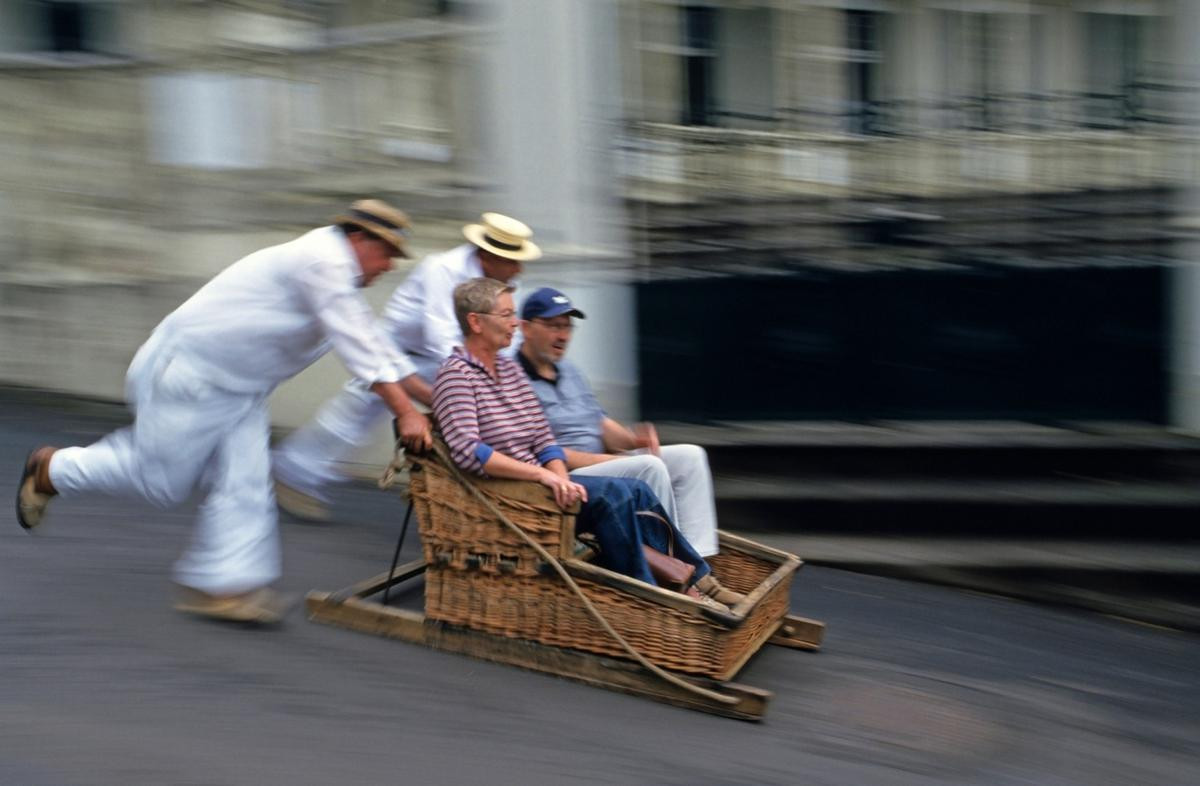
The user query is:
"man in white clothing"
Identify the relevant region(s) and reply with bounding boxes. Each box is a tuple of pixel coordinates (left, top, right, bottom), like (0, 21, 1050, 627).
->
(516, 287, 725, 568)
(15, 199, 432, 624)
(272, 212, 541, 519)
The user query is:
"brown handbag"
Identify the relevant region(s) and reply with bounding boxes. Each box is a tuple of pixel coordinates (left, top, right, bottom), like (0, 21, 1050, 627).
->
(636, 511, 695, 591)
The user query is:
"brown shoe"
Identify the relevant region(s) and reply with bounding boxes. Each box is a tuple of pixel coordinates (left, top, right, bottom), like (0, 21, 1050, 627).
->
(685, 584, 731, 614)
(695, 574, 747, 607)
(173, 586, 293, 626)
(274, 479, 330, 522)
(16, 446, 57, 531)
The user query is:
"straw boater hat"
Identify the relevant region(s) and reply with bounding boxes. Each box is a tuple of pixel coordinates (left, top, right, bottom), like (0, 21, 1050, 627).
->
(335, 199, 412, 258)
(463, 212, 542, 262)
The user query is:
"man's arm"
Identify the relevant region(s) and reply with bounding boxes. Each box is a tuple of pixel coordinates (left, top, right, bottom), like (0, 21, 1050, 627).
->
(600, 417, 640, 453)
(293, 257, 431, 449)
(563, 447, 619, 470)
(370, 381, 431, 452)
(600, 417, 660, 456)
(399, 373, 433, 408)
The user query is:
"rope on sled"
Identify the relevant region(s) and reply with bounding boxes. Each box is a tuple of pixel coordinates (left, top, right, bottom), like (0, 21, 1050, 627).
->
(379, 454, 406, 491)
(428, 441, 739, 707)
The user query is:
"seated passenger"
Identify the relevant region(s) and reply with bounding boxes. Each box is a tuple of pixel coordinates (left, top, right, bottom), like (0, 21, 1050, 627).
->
(432, 277, 735, 609)
(515, 289, 728, 593)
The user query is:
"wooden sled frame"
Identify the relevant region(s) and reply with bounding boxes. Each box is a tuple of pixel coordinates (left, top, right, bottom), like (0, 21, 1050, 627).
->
(306, 550, 826, 721)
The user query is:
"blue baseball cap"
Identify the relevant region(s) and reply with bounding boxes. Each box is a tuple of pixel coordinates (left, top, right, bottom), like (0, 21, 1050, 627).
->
(521, 287, 586, 320)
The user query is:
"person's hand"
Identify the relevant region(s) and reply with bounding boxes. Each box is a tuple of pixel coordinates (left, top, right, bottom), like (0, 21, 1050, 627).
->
(632, 422, 660, 456)
(397, 410, 432, 453)
(538, 469, 587, 509)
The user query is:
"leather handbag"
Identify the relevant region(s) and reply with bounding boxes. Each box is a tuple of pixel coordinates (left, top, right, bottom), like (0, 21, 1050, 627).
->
(636, 511, 695, 591)
(641, 545, 695, 590)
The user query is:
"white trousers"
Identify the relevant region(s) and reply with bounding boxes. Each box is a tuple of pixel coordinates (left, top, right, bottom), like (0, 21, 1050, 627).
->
(272, 353, 439, 501)
(48, 336, 280, 595)
(569, 444, 719, 557)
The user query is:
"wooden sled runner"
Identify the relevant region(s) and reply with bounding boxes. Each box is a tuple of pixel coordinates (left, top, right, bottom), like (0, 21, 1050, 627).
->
(307, 448, 825, 721)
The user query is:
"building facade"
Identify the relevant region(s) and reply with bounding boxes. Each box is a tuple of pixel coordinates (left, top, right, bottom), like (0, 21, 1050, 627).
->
(0, 0, 1195, 422)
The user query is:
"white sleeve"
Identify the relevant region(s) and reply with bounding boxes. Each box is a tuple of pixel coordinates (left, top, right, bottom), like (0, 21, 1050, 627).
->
(416, 261, 466, 360)
(294, 258, 405, 385)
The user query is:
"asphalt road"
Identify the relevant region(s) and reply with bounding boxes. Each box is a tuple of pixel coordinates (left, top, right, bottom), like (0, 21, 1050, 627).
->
(2, 400, 1199, 785)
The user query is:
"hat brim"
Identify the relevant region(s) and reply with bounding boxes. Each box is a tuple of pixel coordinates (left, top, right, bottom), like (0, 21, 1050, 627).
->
(335, 215, 411, 258)
(463, 224, 542, 262)
(535, 305, 586, 319)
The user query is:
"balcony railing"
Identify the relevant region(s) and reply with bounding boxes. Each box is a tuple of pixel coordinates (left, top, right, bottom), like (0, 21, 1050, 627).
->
(715, 83, 1197, 138)
(619, 107, 1200, 201)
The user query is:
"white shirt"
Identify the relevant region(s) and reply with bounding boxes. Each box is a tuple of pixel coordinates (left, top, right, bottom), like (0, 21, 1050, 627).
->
(381, 243, 484, 364)
(155, 226, 406, 393)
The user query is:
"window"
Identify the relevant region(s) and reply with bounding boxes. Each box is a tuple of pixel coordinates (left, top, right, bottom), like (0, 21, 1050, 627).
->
(940, 10, 1004, 131)
(1083, 13, 1144, 128)
(845, 9, 886, 135)
(48, 1, 84, 51)
(0, 1, 122, 55)
(679, 4, 774, 128)
(681, 5, 716, 126)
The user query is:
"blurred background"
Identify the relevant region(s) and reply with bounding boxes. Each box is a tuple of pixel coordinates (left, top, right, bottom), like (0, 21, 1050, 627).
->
(1, 0, 1197, 421)
(2, 1, 1200, 604)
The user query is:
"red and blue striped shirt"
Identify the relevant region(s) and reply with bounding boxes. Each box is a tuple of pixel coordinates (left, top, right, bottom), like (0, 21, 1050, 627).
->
(433, 346, 566, 475)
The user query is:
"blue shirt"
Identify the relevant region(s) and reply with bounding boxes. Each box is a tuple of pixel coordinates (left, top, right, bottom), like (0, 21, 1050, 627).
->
(518, 349, 607, 454)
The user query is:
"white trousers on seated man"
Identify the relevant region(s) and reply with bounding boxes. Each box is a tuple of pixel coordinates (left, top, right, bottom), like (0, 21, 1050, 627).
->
(272, 354, 440, 502)
(569, 443, 718, 557)
(47, 336, 280, 595)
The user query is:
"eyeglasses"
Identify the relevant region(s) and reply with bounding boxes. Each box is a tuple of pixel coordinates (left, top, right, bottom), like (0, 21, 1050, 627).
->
(477, 310, 518, 320)
(531, 318, 574, 333)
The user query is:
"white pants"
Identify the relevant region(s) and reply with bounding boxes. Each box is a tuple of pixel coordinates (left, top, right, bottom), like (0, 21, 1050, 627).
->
(272, 354, 439, 501)
(48, 336, 280, 595)
(569, 444, 719, 557)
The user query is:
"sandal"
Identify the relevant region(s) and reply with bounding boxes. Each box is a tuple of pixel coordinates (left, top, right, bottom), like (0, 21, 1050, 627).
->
(16, 447, 56, 531)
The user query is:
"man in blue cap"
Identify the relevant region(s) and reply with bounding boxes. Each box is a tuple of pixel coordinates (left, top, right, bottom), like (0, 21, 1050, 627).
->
(516, 287, 740, 606)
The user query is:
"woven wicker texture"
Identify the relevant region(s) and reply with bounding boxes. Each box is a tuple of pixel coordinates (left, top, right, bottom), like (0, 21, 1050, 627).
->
(409, 453, 796, 678)
(705, 551, 777, 594)
(424, 563, 793, 678)
(410, 459, 574, 576)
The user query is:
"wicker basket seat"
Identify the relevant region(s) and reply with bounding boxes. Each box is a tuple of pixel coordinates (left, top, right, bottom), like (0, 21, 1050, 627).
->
(407, 452, 802, 681)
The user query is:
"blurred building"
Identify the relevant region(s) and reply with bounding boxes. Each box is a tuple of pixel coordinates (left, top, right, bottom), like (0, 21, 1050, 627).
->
(612, 1, 1197, 423)
(620, 1, 1192, 197)
(0, 0, 471, 402)
(0, 0, 1195, 423)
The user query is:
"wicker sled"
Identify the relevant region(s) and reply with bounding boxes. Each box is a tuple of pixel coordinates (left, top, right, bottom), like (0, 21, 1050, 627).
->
(307, 448, 825, 721)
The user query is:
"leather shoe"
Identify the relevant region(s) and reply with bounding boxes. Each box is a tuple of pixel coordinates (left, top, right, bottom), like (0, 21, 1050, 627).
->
(16, 446, 57, 531)
(173, 586, 294, 626)
(695, 574, 747, 607)
(274, 479, 330, 522)
(685, 584, 731, 614)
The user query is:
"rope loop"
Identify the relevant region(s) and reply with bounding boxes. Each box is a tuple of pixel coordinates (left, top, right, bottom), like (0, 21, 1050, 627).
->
(427, 442, 738, 707)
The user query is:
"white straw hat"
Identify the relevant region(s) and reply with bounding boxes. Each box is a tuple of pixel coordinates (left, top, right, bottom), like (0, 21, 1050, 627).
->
(462, 212, 542, 262)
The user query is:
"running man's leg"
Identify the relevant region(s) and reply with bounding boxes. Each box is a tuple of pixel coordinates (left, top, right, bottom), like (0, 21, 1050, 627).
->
(50, 354, 241, 508)
(271, 379, 389, 501)
(174, 397, 280, 595)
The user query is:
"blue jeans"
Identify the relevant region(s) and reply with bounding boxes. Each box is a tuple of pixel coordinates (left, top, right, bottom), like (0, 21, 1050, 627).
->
(572, 475, 711, 587)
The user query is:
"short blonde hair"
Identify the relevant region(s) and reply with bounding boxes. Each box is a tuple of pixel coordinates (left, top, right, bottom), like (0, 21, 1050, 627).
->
(453, 277, 516, 334)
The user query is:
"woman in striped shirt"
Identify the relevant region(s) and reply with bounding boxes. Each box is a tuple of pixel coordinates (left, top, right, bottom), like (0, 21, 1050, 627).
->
(432, 278, 730, 610)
